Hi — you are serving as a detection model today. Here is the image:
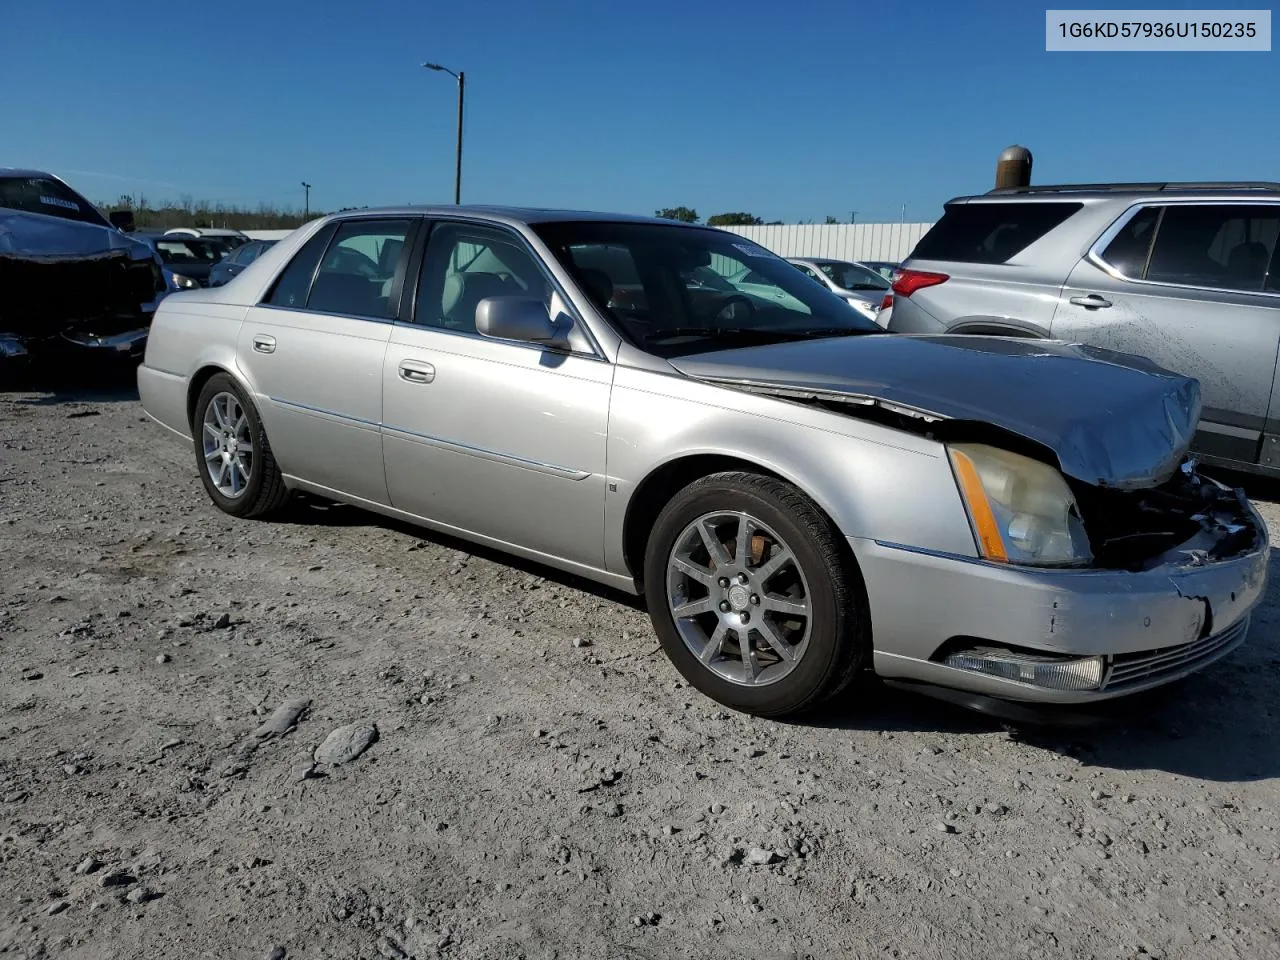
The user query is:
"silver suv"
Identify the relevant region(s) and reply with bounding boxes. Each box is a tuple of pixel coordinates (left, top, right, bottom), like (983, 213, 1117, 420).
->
(886, 183, 1280, 475)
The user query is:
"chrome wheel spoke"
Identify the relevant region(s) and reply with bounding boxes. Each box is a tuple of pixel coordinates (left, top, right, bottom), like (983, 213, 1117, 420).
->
(203, 448, 222, 464)
(739, 631, 759, 683)
(763, 594, 808, 618)
(697, 519, 732, 568)
(755, 620, 796, 662)
(673, 596, 715, 619)
(672, 556, 714, 586)
(733, 514, 753, 566)
(752, 547, 793, 583)
(700, 622, 728, 664)
(203, 422, 222, 442)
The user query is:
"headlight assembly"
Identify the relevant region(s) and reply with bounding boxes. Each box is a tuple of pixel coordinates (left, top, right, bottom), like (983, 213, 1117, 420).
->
(171, 273, 199, 290)
(947, 443, 1091, 567)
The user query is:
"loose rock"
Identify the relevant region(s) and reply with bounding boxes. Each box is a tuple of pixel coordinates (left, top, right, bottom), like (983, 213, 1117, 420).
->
(125, 885, 157, 905)
(745, 847, 778, 866)
(75, 856, 102, 876)
(253, 699, 312, 739)
(99, 869, 136, 888)
(314, 720, 379, 765)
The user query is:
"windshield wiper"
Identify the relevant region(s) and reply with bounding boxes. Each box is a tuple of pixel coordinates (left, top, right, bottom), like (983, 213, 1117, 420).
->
(643, 326, 878, 345)
(642, 327, 793, 344)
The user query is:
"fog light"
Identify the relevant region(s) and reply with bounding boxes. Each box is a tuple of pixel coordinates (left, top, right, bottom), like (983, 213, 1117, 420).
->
(943, 648, 1105, 691)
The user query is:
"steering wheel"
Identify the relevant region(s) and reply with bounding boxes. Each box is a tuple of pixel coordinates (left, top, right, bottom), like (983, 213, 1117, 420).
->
(714, 294, 756, 323)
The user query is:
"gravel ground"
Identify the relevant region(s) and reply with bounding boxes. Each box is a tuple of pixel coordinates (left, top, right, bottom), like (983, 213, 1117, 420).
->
(2, 370, 1279, 960)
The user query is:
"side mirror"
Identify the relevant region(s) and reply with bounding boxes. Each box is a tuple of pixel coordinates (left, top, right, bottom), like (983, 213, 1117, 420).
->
(109, 210, 136, 232)
(476, 295, 568, 347)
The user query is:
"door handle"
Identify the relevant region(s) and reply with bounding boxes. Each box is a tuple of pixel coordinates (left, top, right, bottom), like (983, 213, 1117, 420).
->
(1069, 294, 1112, 309)
(252, 335, 276, 354)
(398, 359, 435, 384)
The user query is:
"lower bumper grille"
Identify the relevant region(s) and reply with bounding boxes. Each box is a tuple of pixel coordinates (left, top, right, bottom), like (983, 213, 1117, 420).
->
(1103, 617, 1249, 690)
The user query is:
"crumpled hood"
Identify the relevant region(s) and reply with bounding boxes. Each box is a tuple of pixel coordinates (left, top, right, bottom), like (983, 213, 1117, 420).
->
(669, 333, 1202, 490)
(0, 209, 154, 261)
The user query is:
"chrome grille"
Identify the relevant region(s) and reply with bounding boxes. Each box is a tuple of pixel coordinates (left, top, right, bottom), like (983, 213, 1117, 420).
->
(1104, 617, 1250, 690)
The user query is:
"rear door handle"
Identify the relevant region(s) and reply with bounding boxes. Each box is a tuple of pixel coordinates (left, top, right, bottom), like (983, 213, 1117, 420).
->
(252, 335, 276, 354)
(1069, 294, 1112, 309)
(398, 359, 435, 384)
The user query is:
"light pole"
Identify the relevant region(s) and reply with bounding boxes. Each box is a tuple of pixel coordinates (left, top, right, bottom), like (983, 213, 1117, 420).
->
(423, 62, 465, 204)
(301, 182, 312, 218)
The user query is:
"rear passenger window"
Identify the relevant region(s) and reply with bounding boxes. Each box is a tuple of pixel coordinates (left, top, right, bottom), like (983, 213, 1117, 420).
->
(910, 202, 1082, 264)
(1098, 206, 1161, 277)
(1145, 204, 1280, 292)
(264, 224, 335, 308)
(307, 219, 413, 319)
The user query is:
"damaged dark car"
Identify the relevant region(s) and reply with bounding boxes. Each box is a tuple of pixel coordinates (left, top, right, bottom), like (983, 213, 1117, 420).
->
(0, 169, 168, 366)
(137, 208, 1269, 718)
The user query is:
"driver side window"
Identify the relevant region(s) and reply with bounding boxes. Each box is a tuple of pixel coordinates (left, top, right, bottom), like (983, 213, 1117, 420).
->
(413, 222, 552, 333)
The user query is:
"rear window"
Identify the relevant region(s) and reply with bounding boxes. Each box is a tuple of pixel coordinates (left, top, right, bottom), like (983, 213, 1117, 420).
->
(910, 202, 1082, 264)
(0, 175, 109, 227)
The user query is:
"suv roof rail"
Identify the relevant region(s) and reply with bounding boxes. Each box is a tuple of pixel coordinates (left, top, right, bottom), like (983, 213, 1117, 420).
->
(985, 181, 1280, 195)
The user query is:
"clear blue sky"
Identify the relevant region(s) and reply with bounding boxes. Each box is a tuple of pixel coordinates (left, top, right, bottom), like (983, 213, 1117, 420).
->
(2, 0, 1275, 222)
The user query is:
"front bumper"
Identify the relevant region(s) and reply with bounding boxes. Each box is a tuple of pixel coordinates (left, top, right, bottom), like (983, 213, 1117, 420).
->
(60, 326, 150, 360)
(852, 522, 1269, 704)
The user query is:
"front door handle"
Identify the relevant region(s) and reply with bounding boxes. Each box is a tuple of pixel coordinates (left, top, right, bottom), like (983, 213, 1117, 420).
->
(1068, 294, 1112, 309)
(252, 335, 276, 354)
(398, 359, 435, 384)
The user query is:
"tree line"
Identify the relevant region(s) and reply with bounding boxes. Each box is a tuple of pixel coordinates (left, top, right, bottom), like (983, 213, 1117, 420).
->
(656, 208, 857, 226)
(102, 194, 319, 231)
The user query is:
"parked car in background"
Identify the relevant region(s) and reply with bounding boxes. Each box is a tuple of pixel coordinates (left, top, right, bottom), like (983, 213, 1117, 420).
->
(886, 182, 1280, 476)
(138, 206, 1265, 720)
(860, 260, 900, 281)
(136, 231, 230, 289)
(0, 168, 166, 363)
(208, 239, 277, 287)
(788, 257, 891, 323)
(164, 227, 249, 250)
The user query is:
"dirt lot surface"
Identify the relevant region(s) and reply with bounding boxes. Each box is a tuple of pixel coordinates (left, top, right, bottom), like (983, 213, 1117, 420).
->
(2, 371, 1279, 960)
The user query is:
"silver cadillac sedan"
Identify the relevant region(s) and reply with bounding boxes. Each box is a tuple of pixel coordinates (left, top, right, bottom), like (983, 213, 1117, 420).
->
(137, 206, 1268, 718)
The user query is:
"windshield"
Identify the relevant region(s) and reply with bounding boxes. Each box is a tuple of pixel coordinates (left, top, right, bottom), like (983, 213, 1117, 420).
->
(533, 222, 880, 356)
(0, 175, 109, 227)
(154, 238, 226, 264)
(816, 260, 891, 291)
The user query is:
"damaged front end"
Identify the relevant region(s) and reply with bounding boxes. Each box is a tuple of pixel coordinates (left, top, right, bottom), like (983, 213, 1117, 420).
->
(1069, 459, 1261, 572)
(0, 248, 165, 364)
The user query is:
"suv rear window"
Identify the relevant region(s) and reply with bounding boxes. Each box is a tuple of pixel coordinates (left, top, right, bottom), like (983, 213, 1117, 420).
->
(910, 202, 1082, 264)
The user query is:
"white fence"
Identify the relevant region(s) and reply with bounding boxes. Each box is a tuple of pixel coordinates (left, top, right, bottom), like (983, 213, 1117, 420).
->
(719, 222, 935, 263)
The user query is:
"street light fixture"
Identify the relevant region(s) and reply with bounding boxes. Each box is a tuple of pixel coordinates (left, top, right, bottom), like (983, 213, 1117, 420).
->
(301, 181, 312, 218)
(422, 61, 465, 205)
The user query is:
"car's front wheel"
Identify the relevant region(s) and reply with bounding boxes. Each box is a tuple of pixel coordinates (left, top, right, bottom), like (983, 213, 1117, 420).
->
(192, 373, 289, 518)
(643, 471, 868, 717)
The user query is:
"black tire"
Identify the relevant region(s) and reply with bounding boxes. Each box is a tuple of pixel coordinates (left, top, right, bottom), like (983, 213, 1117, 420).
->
(642, 471, 868, 718)
(191, 373, 290, 518)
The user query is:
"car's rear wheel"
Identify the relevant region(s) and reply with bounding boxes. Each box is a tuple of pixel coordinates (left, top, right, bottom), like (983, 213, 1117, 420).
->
(192, 373, 289, 518)
(643, 471, 867, 717)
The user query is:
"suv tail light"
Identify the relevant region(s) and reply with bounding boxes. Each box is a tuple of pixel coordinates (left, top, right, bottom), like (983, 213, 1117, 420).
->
(879, 293, 893, 311)
(891, 269, 949, 298)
